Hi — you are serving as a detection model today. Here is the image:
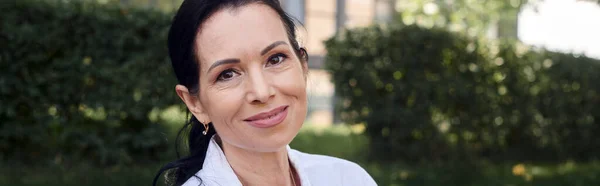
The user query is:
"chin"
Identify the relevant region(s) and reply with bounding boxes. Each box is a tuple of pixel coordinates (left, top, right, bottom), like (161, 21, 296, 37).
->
(251, 121, 303, 153)
(250, 127, 300, 152)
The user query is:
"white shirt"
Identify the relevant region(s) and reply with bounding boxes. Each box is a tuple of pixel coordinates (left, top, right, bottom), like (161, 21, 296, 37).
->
(182, 136, 377, 186)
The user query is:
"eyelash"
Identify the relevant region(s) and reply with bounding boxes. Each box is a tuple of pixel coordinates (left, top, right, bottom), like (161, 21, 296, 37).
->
(215, 53, 289, 82)
(216, 69, 238, 82)
(266, 53, 288, 66)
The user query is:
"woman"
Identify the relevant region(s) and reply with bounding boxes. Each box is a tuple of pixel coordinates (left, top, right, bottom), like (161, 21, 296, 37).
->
(153, 0, 377, 185)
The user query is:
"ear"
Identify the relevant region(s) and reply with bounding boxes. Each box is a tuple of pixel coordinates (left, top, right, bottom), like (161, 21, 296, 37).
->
(299, 48, 309, 75)
(175, 85, 211, 123)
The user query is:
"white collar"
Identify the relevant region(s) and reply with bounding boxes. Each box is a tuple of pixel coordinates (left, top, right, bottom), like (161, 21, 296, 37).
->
(183, 135, 312, 186)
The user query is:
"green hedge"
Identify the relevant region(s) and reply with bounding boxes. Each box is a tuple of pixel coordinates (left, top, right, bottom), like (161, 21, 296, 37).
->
(0, 0, 178, 164)
(325, 25, 600, 163)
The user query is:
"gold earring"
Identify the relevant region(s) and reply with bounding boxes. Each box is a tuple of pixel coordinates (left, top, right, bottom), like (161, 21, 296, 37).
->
(202, 122, 210, 135)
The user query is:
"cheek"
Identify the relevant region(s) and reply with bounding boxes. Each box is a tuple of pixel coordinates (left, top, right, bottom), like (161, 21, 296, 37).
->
(274, 67, 308, 125)
(274, 66, 307, 100)
(203, 89, 245, 124)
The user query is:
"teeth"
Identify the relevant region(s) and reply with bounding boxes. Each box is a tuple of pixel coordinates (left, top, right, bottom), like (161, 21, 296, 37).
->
(267, 113, 277, 119)
(252, 110, 282, 121)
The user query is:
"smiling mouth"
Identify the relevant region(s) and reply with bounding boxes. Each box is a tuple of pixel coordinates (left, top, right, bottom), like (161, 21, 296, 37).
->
(243, 105, 289, 128)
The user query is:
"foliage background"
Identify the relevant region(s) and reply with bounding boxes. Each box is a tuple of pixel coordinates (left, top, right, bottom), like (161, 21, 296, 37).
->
(1, 0, 600, 185)
(0, 0, 177, 165)
(325, 24, 600, 163)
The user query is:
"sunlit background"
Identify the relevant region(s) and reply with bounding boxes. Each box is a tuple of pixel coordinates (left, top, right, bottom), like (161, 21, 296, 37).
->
(2, 0, 600, 185)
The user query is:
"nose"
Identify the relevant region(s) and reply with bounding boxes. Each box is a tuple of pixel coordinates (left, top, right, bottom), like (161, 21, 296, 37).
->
(245, 68, 275, 104)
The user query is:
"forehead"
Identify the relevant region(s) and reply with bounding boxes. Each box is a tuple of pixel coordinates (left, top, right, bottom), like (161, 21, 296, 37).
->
(195, 3, 289, 67)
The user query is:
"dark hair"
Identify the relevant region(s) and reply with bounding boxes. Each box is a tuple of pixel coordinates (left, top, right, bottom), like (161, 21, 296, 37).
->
(153, 0, 306, 185)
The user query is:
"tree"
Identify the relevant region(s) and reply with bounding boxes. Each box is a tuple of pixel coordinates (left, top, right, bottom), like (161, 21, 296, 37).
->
(394, 0, 600, 39)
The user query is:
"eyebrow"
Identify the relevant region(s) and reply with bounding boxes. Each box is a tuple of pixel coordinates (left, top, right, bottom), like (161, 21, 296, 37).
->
(207, 58, 240, 72)
(207, 41, 288, 73)
(260, 41, 287, 56)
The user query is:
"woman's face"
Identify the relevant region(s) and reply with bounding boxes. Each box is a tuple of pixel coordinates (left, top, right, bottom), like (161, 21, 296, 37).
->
(190, 3, 307, 152)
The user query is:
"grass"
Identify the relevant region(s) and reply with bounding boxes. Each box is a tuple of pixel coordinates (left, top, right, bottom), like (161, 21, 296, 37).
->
(2, 123, 599, 186)
(3, 160, 599, 186)
(367, 161, 600, 186)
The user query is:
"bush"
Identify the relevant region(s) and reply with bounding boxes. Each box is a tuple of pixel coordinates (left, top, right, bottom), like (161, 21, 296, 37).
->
(325, 25, 600, 163)
(0, 0, 178, 164)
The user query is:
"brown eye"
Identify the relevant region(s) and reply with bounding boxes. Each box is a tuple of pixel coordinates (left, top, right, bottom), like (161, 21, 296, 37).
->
(266, 53, 287, 66)
(216, 69, 238, 81)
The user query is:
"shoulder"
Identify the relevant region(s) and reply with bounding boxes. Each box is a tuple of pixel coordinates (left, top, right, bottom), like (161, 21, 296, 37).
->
(289, 149, 377, 186)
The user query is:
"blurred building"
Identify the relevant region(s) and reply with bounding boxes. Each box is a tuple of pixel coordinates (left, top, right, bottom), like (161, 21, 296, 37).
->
(279, 0, 396, 126)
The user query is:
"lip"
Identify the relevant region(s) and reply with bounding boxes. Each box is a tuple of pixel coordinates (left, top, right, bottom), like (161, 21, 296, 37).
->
(243, 105, 289, 128)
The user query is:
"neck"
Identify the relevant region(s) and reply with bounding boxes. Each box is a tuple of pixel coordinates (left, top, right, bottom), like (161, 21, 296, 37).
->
(219, 139, 296, 186)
